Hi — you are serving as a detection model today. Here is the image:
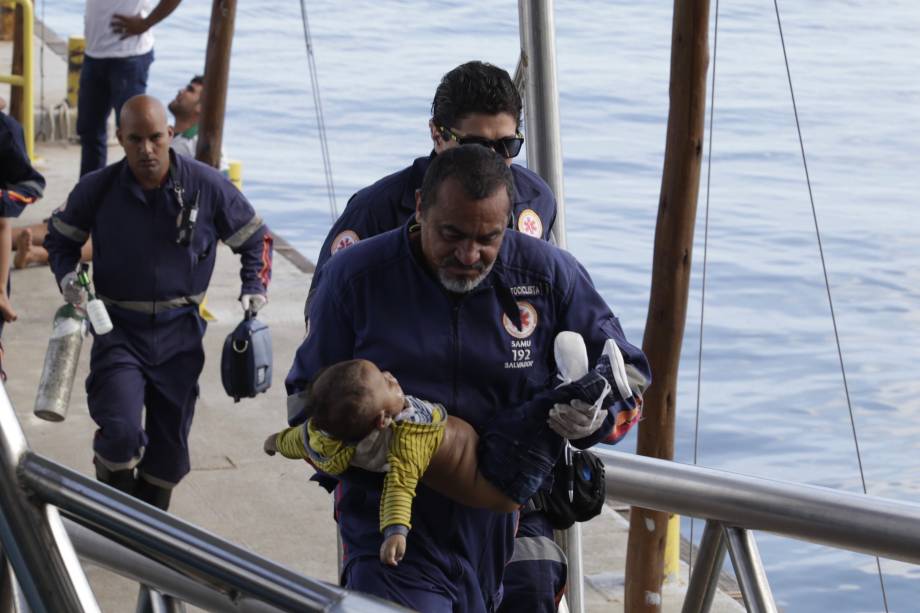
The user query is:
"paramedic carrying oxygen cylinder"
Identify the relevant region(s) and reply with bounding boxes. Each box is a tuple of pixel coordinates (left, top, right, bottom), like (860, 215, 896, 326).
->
(45, 95, 272, 511)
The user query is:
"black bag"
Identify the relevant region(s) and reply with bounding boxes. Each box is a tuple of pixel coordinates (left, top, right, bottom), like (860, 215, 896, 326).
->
(534, 448, 606, 530)
(221, 311, 272, 402)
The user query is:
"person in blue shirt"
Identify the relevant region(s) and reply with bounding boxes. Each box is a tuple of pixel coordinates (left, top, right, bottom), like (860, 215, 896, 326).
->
(45, 95, 272, 511)
(304, 60, 557, 327)
(286, 145, 649, 612)
(0, 107, 46, 380)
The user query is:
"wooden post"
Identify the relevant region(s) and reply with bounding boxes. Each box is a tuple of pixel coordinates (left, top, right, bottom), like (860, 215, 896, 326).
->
(195, 0, 236, 169)
(9, 1, 23, 120)
(624, 0, 710, 611)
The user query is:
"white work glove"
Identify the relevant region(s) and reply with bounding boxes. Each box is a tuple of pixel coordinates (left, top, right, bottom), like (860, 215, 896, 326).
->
(240, 293, 267, 314)
(548, 398, 606, 440)
(59, 271, 86, 305)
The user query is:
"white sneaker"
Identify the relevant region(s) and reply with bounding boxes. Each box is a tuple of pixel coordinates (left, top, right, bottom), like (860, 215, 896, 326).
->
(602, 338, 633, 400)
(554, 331, 589, 385)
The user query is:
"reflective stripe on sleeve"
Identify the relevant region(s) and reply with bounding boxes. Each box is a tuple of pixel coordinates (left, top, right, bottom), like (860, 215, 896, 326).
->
(19, 179, 44, 197)
(508, 535, 567, 565)
(51, 216, 89, 243)
(225, 215, 263, 249)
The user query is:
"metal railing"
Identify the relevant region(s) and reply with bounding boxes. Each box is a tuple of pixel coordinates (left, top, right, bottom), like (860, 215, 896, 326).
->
(593, 447, 920, 612)
(0, 0, 34, 159)
(0, 382, 403, 613)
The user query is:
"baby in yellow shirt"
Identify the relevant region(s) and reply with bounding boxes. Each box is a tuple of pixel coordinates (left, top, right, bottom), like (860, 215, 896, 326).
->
(265, 334, 637, 566)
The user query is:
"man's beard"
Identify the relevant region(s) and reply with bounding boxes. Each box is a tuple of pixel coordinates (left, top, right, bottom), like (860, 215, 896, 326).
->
(436, 258, 493, 293)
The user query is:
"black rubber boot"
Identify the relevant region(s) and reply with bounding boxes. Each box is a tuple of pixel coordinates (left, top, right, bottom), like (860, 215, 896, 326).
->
(93, 458, 136, 496)
(135, 477, 172, 511)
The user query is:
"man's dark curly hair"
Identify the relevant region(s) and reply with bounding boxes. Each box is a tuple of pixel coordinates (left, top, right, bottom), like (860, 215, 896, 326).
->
(431, 61, 522, 130)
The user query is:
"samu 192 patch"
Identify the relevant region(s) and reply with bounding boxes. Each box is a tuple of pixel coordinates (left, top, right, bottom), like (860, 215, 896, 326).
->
(502, 300, 538, 339)
(331, 230, 359, 255)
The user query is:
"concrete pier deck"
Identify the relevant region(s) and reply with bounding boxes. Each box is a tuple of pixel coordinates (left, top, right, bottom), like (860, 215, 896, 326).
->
(0, 22, 743, 613)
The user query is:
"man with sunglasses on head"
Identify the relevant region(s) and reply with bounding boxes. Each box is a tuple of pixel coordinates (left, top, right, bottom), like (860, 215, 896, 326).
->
(304, 61, 556, 326)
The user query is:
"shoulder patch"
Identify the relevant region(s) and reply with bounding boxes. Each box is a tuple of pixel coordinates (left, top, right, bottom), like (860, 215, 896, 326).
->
(331, 230, 360, 255)
(517, 208, 543, 238)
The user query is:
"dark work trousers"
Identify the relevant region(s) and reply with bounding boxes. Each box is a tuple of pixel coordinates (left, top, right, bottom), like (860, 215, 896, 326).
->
(77, 51, 153, 176)
(86, 306, 204, 486)
(498, 510, 568, 613)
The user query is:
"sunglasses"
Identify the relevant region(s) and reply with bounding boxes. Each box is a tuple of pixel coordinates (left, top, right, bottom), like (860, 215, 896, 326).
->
(437, 124, 524, 159)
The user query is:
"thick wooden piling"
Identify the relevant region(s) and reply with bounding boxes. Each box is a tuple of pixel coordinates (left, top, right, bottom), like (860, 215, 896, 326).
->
(625, 1, 711, 611)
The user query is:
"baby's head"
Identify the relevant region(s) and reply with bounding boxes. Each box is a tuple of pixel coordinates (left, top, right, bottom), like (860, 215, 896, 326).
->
(311, 359, 406, 443)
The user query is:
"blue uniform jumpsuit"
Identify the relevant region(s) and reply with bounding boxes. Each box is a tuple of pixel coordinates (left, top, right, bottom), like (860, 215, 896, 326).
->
(0, 113, 45, 377)
(303, 153, 564, 611)
(46, 151, 272, 490)
(304, 153, 557, 322)
(287, 222, 650, 612)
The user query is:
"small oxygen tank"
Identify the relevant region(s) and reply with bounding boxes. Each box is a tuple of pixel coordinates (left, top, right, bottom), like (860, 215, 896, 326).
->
(77, 264, 113, 335)
(34, 303, 87, 422)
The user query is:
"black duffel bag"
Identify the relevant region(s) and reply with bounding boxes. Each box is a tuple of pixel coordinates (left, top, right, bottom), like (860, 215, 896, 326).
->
(221, 311, 272, 402)
(533, 447, 606, 530)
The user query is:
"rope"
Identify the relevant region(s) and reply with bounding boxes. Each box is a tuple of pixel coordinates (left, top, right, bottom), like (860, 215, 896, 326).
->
(298, 0, 338, 221)
(688, 0, 720, 579)
(771, 1, 889, 609)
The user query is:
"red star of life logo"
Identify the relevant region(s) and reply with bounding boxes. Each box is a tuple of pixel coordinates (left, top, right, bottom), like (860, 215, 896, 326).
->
(517, 209, 543, 238)
(331, 230, 360, 255)
(502, 301, 538, 339)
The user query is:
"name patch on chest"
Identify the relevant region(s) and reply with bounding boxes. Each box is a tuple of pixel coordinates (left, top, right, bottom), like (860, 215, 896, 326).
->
(510, 284, 544, 297)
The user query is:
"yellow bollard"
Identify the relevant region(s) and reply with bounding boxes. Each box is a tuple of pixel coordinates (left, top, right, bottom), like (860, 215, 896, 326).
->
(664, 512, 681, 582)
(228, 160, 243, 191)
(67, 36, 85, 109)
(0, 3, 15, 41)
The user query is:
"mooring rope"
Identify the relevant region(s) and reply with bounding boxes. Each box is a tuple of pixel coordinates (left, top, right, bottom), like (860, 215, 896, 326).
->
(298, 0, 338, 221)
(689, 0, 720, 578)
(771, 1, 889, 609)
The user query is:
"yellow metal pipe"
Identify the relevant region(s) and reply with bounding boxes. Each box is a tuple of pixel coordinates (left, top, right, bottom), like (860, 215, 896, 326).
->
(664, 512, 681, 582)
(0, 0, 34, 159)
(67, 36, 84, 109)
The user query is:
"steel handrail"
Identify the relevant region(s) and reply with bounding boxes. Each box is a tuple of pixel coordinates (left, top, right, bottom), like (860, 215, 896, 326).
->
(18, 453, 401, 612)
(0, 0, 34, 159)
(595, 448, 920, 564)
(0, 383, 97, 612)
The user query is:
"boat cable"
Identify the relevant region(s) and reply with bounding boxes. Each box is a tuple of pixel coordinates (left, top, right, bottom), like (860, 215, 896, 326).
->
(298, 0, 338, 221)
(771, 1, 890, 609)
(688, 0, 720, 579)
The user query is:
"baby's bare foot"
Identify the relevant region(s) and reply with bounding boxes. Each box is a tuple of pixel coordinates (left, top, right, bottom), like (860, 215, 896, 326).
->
(13, 228, 32, 269)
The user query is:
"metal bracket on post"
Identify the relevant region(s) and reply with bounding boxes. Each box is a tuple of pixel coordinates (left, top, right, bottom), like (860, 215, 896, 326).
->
(724, 527, 778, 613)
(681, 520, 727, 613)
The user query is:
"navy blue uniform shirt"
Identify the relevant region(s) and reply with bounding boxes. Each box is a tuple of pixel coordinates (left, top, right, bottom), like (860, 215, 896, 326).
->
(285, 220, 649, 598)
(0, 113, 45, 218)
(306, 153, 557, 319)
(46, 151, 271, 301)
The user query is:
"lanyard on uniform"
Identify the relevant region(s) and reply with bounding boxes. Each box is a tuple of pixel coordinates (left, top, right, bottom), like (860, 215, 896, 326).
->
(170, 162, 199, 247)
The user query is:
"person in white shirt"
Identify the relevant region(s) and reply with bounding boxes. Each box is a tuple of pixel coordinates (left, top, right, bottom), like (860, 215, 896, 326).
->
(168, 74, 228, 171)
(78, 0, 182, 177)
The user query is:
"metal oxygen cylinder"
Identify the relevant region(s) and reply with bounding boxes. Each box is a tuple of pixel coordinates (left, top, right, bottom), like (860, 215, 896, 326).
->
(34, 302, 87, 422)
